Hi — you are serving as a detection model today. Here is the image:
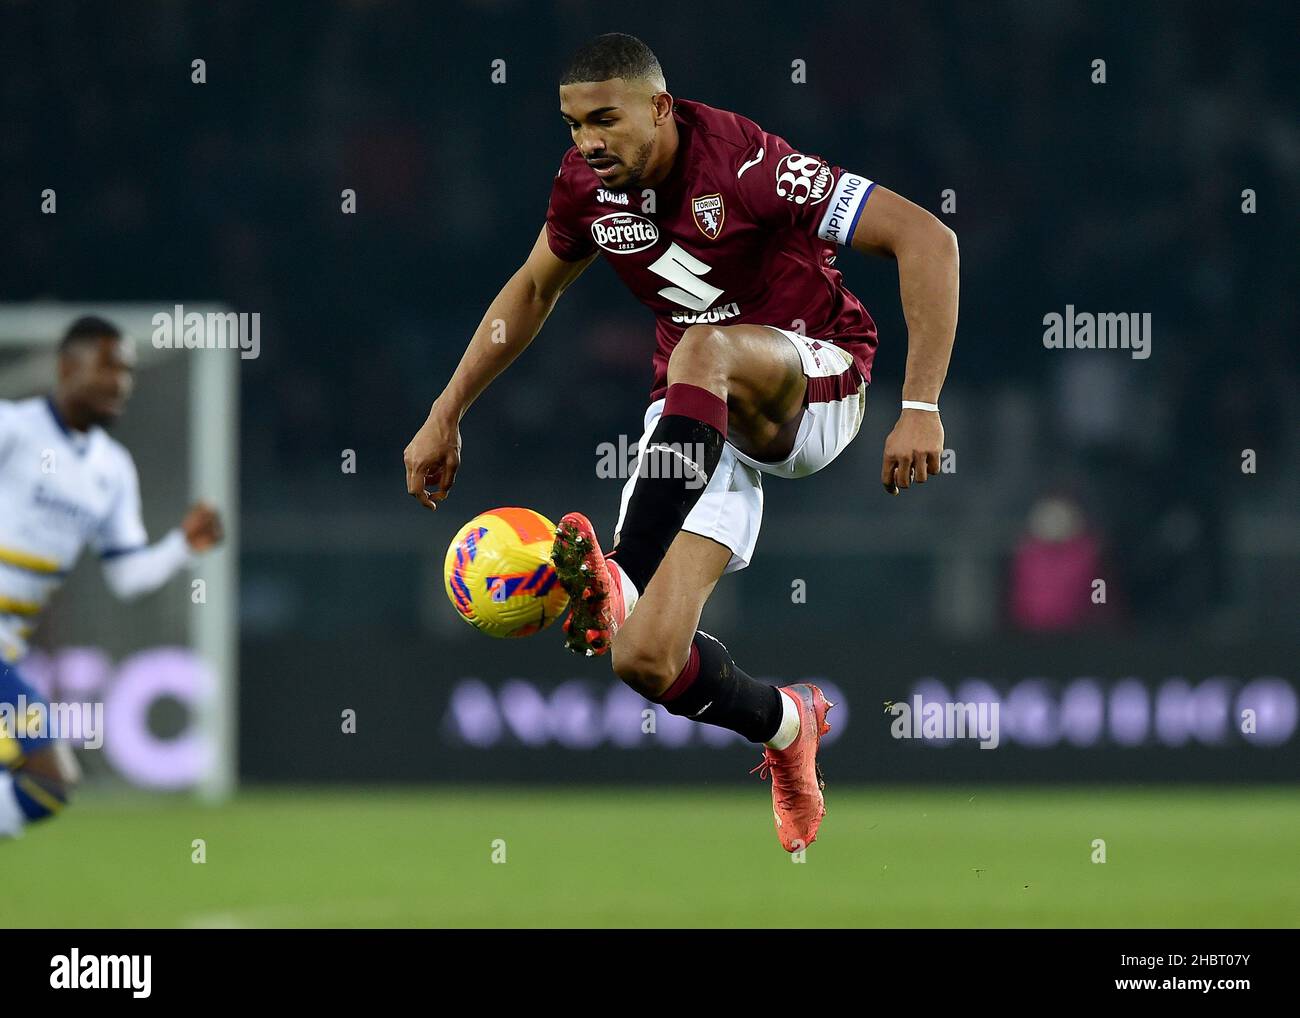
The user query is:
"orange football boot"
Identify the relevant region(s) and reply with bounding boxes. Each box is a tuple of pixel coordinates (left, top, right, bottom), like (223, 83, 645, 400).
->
(751, 683, 834, 852)
(551, 512, 628, 656)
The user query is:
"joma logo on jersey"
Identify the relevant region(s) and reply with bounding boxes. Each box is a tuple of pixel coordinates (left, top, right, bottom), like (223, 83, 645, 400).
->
(691, 194, 725, 239)
(596, 188, 629, 205)
(591, 213, 659, 254)
(671, 302, 741, 325)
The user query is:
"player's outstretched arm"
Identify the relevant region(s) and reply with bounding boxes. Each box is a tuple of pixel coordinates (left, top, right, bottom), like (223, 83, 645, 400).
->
(403, 226, 595, 510)
(850, 187, 959, 495)
(101, 501, 223, 601)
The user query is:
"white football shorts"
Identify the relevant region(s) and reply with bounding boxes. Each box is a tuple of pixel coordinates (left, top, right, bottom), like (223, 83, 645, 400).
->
(613, 326, 867, 574)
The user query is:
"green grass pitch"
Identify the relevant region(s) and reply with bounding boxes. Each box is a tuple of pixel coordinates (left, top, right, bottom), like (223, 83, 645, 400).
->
(5, 786, 1298, 927)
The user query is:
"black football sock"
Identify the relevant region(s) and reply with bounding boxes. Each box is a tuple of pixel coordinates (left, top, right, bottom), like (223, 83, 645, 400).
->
(608, 382, 727, 593)
(655, 631, 784, 743)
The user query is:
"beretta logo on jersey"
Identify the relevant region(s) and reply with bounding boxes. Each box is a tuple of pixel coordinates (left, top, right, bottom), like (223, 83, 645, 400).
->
(591, 213, 659, 254)
(692, 194, 725, 239)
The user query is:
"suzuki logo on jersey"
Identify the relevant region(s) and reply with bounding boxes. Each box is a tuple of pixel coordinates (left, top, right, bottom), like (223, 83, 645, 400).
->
(671, 302, 741, 325)
(648, 242, 725, 311)
(596, 188, 629, 206)
(591, 213, 659, 254)
(775, 153, 833, 206)
(691, 194, 725, 239)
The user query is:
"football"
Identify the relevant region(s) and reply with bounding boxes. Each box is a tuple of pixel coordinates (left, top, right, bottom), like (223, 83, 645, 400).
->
(443, 507, 570, 638)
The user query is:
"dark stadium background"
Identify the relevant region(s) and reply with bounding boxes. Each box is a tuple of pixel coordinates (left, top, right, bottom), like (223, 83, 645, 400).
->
(3, 0, 1297, 792)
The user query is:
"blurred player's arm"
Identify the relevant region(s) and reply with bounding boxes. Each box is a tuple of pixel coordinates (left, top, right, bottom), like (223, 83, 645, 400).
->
(849, 187, 959, 494)
(98, 454, 223, 599)
(404, 226, 596, 510)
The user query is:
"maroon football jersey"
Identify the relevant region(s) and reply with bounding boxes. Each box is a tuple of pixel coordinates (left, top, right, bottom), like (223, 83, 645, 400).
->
(546, 98, 879, 401)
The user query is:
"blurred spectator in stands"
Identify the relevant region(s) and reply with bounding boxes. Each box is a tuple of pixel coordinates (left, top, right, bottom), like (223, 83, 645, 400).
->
(1009, 494, 1118, 631)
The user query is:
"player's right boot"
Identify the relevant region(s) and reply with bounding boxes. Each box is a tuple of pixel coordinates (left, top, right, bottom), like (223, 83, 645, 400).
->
(551, 511, 628, 657)
(751, 683, 834, 852)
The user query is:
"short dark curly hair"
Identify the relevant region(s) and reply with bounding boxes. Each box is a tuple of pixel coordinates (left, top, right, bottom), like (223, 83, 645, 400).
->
(59, 315, 122, 352)
(560, 33, 664, 88)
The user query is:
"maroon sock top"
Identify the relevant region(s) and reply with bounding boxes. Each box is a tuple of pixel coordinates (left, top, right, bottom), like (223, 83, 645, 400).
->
(663, 382, 728, 434)
(658, 640, 701, 702)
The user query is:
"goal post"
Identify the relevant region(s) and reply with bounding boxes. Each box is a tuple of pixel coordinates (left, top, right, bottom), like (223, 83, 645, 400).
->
(0, 302, 239, 802)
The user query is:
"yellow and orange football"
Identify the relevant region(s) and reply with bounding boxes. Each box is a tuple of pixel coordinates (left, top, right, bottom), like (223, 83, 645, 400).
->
(443, 507, 570, 638)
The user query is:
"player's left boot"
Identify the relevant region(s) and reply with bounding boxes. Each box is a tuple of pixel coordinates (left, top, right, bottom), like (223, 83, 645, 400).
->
(551, 511, 628, 656)
(751, 683, 833, 852)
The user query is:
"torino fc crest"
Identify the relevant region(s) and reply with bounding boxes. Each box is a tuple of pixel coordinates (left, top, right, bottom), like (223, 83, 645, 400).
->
(691, 193, 725, 239)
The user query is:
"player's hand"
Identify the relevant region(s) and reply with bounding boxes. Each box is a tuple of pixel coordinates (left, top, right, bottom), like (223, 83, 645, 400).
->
(182, 502, 224, 551)
(404, 409, 461, 511)
(880, 410, 943, 495)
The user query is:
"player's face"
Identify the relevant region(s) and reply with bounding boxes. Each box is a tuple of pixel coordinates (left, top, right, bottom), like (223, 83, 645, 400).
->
(559, 79, 662, 190)
(63, 337, 136, 426)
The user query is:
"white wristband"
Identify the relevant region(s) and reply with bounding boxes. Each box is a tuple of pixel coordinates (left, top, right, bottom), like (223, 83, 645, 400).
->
(902, 400, 939, 412)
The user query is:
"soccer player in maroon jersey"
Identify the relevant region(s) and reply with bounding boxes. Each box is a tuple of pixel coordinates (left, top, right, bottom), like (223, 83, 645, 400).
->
(405, 34, 958, 851)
